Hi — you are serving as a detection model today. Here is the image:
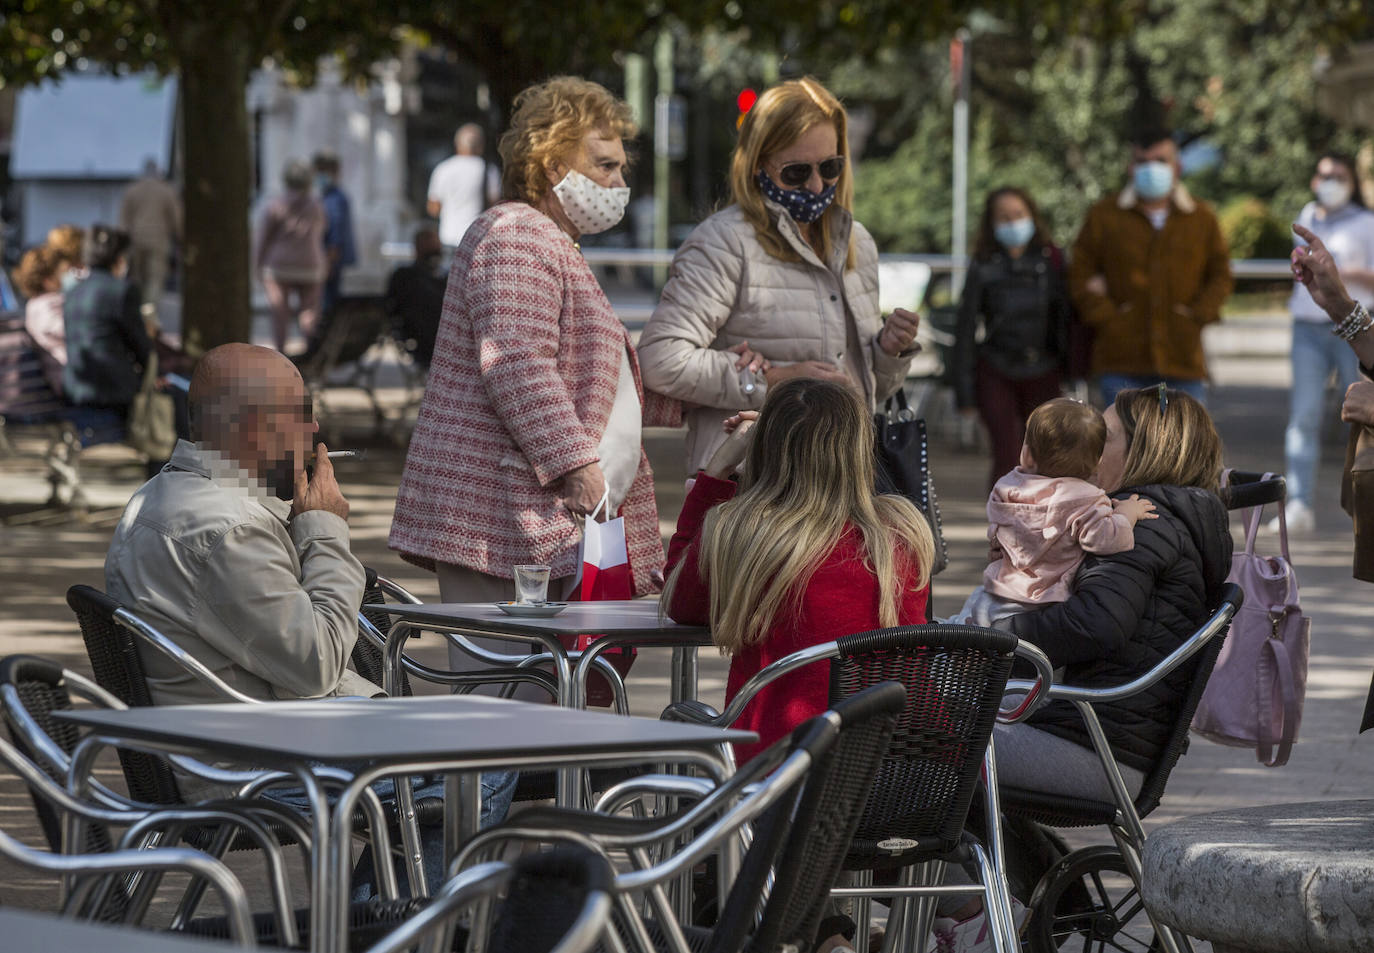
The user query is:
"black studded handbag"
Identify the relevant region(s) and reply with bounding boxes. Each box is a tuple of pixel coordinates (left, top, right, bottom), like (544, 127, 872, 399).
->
(873, 387, 949, 576)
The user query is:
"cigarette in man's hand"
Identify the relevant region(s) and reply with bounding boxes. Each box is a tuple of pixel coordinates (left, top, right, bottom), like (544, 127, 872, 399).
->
(326, 450, 366, 460)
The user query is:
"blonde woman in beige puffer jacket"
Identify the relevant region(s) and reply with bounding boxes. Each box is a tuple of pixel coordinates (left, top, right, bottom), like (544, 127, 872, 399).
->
(638, 77, 921, 474)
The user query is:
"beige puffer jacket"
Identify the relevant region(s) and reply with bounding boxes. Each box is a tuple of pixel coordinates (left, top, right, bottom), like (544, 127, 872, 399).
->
(638, 201, 912, 474)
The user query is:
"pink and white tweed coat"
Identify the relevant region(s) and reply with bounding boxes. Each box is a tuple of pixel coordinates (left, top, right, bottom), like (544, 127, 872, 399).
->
(389, 202, 678, 594)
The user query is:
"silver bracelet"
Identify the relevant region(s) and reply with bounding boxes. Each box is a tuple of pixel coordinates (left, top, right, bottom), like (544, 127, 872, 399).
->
(1337, 313, 1371, 342)
(1333, 301, 1372, 341)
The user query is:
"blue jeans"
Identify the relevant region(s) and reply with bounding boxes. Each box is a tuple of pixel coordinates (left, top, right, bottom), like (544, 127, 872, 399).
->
(266, 769, 518, 900)
(1285, 319, 1361, 507)
(1099, 373, 1207, 408)
(321, 270, 343, 318)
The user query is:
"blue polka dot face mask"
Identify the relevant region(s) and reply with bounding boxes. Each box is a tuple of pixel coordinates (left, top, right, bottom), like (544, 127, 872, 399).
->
(756, 170, 837, 224)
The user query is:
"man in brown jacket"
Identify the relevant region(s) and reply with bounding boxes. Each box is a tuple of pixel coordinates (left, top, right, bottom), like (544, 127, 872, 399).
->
(1069, 130, 1232, 405)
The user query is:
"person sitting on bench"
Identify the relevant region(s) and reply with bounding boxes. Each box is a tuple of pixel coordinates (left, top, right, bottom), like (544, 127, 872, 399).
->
(384, 226, 445, 369)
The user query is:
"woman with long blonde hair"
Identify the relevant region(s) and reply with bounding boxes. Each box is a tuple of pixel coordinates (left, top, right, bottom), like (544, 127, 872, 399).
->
(638, 76, 922, 476)
(663, 378, 935, 762)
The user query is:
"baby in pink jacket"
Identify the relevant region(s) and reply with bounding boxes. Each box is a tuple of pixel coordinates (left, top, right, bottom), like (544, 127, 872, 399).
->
(955, 398, 1157, 628)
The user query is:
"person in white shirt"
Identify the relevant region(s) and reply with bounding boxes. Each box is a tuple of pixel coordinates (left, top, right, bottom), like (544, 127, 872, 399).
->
(1277, 152, 1374, 533)
(426, 124, 501, 247)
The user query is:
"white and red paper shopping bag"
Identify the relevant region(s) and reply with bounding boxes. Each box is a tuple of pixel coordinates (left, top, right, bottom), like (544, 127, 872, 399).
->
(571, 502, 633, 601)
(567, 490, 636, 705)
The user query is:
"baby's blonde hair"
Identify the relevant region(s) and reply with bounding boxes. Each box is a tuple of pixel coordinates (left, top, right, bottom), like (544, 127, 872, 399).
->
(1025, 398, 1106, 480)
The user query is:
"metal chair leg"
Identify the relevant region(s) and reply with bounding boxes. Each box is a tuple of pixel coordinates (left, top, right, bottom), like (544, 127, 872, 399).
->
(900, 860, 945, 953)
(851, 868, 874, 953)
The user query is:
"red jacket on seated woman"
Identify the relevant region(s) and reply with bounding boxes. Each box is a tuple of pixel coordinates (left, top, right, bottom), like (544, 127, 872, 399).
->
(663, 378, 934, 761)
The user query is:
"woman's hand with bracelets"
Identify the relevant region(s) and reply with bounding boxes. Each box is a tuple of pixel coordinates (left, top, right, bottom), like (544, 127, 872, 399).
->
(1293, 222, 1374, 365)
(1292, 223, 1356, 321)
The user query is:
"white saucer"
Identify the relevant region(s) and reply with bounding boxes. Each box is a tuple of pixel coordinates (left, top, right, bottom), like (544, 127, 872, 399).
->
(494, 601, 570, 618)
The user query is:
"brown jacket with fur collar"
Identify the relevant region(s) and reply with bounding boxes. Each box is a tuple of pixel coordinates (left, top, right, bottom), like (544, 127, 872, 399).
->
(1068, 184, 1232, 381)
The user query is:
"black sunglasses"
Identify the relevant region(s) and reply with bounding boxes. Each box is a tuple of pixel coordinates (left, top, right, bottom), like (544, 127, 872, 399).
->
(1118, 383, 1169, 444)
(775, 155, 846, 188)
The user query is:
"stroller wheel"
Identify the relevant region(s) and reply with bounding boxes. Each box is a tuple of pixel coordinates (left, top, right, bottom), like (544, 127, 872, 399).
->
(1026, 845, 1160, 952)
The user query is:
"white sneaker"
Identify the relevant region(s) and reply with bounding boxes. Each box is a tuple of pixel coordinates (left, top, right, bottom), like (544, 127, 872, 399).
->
(1266, 500, 1314, 535)
(932, 897, 1030, 953)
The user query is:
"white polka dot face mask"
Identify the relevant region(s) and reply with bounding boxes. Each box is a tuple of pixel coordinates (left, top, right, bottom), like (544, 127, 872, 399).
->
(552, 169, 631, 235)
(755, 170, 837, 224)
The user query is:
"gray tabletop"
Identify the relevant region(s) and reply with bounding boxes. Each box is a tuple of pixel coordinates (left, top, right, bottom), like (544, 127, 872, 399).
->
(54, 694, 752, 769)
(0, 907, 237, 951)
(364, 599, 710, 642)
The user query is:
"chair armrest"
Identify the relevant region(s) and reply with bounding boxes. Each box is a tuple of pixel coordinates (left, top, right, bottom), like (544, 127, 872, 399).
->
(1039, 584, 1242, 704)
(593, 774, 719, 814)
(356, 615, 559, 700)
(660, 699, 723, 725)
(998, 641, 1054, 724)
(0, 833, 256, 943)
(664, 641, 838, 730)
(113, 608, 259, 704)
(374, 573, 424, 605)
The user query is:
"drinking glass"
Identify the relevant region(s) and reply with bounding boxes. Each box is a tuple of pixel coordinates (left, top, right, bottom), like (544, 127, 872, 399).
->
(513, 564, 551, 604)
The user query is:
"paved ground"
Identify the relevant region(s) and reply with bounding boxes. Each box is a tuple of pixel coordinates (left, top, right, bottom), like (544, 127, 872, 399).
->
(2, 309, 1371, 945)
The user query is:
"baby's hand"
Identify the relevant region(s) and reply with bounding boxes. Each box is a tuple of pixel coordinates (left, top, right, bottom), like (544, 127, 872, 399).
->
(1113, 494, 1158, 523)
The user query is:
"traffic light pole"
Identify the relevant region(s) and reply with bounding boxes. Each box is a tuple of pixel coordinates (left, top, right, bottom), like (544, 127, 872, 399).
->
(654, 29, 674, 287)
(951, 29, 971, 297)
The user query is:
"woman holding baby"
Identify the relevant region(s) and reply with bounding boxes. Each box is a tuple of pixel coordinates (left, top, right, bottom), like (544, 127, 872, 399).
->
(667, 377, 1232, 947)
(989, 385, 1233, 799)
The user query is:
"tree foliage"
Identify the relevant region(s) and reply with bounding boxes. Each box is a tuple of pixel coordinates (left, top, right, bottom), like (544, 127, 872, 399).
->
(849, 0, 1373, 255)
(3, 0, 1371, 349)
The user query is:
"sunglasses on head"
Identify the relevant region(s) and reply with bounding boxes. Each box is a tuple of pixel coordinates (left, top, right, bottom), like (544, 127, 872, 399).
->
(774, 155, 846, 188)
(1118, 383, 1169, 443)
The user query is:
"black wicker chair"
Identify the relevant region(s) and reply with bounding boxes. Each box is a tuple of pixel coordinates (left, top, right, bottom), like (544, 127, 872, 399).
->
(663, 624, 1033, 953)
(363, 845, 615, 953)
(455, 681, 905, 953)
(730, 681, 906, 953)
(829, 626, 1023, 953)
(0, 654, 302, 939)
(0, 654, 115, 855)
(1003, 582, 1244, 953)
(64, 581, 447, 916)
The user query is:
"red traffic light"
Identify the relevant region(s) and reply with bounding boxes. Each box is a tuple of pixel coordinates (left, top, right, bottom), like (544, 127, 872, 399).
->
(736, 88, 758, 114)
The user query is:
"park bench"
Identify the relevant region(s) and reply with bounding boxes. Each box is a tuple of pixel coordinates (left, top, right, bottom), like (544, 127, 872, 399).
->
(294, 294, 426, 443)
(0, 309, 134, 511)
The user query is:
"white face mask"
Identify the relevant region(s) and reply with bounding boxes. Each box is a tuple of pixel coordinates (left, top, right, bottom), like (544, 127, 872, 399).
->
(1315, 178, 1353, 211)
(551, 169, 630, 235)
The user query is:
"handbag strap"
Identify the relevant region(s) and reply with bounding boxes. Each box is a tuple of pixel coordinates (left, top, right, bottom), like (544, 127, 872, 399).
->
(1255, 633, 1300, 767)
(141, 349, 160, 389)
(881, 387, 914, 422)
(1241, 471, 1288, 561)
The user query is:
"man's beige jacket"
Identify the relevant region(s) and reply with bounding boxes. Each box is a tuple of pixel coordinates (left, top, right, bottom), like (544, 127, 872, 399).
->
(106, 440, 373, 706)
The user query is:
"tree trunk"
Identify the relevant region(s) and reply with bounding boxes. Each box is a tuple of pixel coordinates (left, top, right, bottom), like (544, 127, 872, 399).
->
(178, 27, 254, 357)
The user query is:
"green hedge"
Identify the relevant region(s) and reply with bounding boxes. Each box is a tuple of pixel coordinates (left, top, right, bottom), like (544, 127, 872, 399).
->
(1216, 196, 1293, 260)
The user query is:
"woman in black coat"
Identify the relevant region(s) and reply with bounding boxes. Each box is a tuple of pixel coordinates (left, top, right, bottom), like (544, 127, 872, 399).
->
(952, 187, 1071, 489)
(932, 385, 1232, 945)
(999, 384, 1233, 798)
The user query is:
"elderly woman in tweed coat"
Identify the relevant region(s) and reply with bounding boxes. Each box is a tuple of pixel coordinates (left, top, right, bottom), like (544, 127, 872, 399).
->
(390, 76, 697, 690)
